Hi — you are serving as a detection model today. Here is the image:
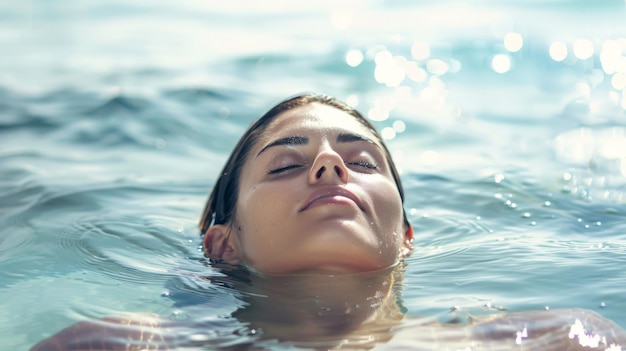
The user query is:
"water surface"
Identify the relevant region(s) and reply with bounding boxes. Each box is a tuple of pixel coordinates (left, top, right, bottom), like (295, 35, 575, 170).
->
(1, 1, 626, 349)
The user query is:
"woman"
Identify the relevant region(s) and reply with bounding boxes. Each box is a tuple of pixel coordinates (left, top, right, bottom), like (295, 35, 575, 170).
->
(195, 92, 416, 346)
(199, 93, 414, 274)
(31, 94, 626, 350)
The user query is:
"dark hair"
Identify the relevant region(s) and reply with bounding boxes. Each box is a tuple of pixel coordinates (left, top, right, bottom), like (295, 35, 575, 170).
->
(199, 93, 409, 233)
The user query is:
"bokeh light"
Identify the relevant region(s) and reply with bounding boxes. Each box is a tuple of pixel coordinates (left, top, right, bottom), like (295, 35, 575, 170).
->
(392, 120, 406, 133)
(368, 106, 389, 122)
(504, 32, 524, 53)
(381, 126, 396, 140)
(345, 49, 364, 67)
(550, 41, 568, 62)
(611, 73, 626, 90)
(426, 59, 449, 75)
(374, 50, 407, 87)
(599, 39, 624, 74)
(491, 54, 511, 73)
(573, 38, 594, 60)
(405, 61, 428, 82)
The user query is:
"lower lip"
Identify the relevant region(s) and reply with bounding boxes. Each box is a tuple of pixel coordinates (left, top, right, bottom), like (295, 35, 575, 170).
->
(304, 195, 358, 210)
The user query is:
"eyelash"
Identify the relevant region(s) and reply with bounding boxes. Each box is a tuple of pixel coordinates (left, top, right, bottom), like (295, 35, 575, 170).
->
(267, 161, 378, 175)
(267, 164, 303, 175)
(348, 161, 378, 170)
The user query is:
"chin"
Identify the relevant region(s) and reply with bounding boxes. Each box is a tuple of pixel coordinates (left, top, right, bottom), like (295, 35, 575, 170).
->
(254, 259, 398, 275)
(285, 254, 398, 275)
(291, 265, 376, 275)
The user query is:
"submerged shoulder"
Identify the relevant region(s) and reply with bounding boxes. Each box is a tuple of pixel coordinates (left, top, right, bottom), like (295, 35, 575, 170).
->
(386, 308, 626, 351)
(29, 313, 174, 351)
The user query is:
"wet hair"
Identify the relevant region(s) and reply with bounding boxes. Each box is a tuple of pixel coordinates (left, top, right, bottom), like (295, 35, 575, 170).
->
(199, 93, 409, 233)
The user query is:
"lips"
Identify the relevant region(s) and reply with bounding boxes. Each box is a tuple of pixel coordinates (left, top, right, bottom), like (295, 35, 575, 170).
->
(299, 187, 364, 212)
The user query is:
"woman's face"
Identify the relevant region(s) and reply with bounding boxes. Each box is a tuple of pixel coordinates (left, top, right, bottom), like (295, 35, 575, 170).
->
(227, 103, 409, 274)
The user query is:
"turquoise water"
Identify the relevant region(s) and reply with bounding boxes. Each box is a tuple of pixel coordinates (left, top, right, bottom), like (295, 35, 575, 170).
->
(1, 0, 626, 349)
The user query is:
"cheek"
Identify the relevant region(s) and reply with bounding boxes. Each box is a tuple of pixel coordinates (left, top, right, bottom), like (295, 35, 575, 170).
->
(237, 185, 266, 232)
(368, 179, 405, 228)
(236, 185, 290, 247)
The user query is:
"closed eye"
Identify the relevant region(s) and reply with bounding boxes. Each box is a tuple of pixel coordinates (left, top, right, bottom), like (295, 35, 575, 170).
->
(348, 161, 378, 170)
(267, 164, 304, 175)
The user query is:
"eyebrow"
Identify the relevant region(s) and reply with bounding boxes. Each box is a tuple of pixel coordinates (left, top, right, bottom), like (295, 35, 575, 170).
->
(256, 133, 375, 157)
(336, 133, 374, 144)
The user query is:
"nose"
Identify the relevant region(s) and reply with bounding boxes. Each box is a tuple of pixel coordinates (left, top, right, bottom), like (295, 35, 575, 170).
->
(308, 147, 349, 184)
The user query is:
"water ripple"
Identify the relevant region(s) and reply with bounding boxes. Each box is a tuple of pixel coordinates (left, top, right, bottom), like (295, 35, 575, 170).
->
(86, 95, 151, 116)
(56, 214, 193, 285)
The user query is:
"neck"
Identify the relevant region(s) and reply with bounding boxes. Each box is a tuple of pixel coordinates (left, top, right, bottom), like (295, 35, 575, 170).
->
(231, 265, 405, 346)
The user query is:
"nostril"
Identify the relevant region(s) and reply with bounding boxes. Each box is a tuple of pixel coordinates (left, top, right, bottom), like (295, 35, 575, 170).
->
(334, 165, 343, 176)
(316, 166, 325, 179)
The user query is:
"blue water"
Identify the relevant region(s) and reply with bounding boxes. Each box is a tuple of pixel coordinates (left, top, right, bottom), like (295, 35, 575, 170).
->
(1, 0, 626, 349)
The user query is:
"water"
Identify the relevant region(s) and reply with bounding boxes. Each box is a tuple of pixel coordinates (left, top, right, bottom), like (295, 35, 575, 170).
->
(1, 0, 626, 349)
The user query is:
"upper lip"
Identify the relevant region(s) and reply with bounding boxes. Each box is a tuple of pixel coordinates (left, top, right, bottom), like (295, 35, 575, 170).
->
(299, 187, 364, 212)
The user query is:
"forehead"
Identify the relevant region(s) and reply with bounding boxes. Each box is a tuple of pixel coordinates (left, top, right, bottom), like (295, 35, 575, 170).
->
(257, 103, 377, 146)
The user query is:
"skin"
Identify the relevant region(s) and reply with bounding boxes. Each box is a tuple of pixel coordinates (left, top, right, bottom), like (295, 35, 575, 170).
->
(203, 103, 412, 274)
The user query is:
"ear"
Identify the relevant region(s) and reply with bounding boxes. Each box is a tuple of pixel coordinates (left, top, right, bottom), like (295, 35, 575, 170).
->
(202, 224, 241, 265)
(401, 225, 414, 256)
